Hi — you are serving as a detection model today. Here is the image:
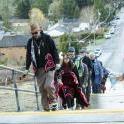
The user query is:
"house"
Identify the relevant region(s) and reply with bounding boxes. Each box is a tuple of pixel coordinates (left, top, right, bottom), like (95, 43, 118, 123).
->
(0, 35, 30, 48)
(72, 22, 90, 33)
(9, 19, 30, 34)
(0, 34, 30, 67)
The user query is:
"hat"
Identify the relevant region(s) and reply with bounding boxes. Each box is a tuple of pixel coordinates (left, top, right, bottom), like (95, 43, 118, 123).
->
(68, 47, 75, 52)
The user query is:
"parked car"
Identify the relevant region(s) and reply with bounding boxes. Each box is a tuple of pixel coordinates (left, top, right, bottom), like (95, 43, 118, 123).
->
(104, 33, 111, 39)
(115, 16, 120, 20)
(109, 27, 115, 34)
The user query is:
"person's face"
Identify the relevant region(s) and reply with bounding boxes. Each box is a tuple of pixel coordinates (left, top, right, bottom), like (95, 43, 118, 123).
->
(31, 28, 41, 39)
(90, 55, 95, 60)
(79, 52, 86, 57)
(67, 52, 75, 59)
(63, 57, 69, 64)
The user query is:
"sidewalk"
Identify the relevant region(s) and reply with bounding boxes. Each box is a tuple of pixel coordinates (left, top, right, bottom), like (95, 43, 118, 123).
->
(0, 109, 124, 124)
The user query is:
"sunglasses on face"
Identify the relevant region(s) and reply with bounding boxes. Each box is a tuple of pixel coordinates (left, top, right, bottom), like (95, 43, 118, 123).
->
(31, 31, 38, 35)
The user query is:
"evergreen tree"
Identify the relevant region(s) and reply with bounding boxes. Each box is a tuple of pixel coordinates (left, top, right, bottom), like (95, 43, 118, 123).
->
(59, 34, 69, 53)
(15, 0, 32, 19)
(48, 0, 62, 22)
(75, 0, 94, 9)
(61, 0, 80, 18)
(32, 0, 52, 16)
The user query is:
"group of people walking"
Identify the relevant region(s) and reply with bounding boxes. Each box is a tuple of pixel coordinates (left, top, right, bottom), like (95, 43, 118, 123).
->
(24, 24, 109, 111)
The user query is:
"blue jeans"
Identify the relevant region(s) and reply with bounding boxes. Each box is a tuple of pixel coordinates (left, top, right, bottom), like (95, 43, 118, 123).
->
(92, 83, 101, 93)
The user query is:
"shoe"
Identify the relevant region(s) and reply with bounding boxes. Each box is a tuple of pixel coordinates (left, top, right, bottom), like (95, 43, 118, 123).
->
(49, 102, 58, 111)
(44, 108, 50, 112)
(76, 106, 81, 110)
(62, 104, 67, 109)
(67, 107, 73, 111)
(76, 104, 81, 110)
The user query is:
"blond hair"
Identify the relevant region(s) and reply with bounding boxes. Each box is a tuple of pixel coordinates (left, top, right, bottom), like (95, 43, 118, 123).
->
(30, 23, 40, 31)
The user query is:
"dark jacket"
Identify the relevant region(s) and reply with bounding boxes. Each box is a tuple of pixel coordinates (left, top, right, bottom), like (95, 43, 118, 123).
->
(26, 32, 59, 71)
(82, 56, 92, 72)
(91, 59, 103, 84)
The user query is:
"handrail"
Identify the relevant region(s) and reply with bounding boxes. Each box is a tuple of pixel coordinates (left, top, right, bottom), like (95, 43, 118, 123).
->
(0, 64, 34, 76)
(0, 64, 39, 112)
(0, 86, 39, 93)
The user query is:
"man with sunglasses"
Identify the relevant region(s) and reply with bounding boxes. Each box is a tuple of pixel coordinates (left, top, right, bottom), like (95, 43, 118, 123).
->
(25, 23, 59, 111)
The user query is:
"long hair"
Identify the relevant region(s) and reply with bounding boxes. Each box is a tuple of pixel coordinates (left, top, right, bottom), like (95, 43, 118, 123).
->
(61, 55, 74, 71)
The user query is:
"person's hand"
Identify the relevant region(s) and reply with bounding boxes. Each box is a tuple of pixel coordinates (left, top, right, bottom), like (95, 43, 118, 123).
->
(56, 64, 61, 70)
(57, 79, 63, 85)
(19, 70, 29, 80)
(23, 70, 29, 77)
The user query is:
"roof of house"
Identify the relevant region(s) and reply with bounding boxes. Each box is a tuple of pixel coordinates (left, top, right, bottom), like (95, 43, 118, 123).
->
(0, 35, 30, 48)
(9, 19, 29, 24)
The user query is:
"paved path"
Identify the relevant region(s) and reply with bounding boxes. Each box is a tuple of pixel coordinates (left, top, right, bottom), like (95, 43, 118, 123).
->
(0, 109, 124, 124)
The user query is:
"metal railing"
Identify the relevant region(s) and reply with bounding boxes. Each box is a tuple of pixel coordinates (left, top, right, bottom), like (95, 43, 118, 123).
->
(0, 65, 40, 112)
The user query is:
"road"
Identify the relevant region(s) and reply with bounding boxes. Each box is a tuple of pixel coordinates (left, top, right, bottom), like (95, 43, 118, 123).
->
(97, 8, 124, 73)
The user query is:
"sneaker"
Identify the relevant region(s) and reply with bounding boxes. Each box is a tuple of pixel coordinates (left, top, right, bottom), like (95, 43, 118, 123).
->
(76, 106, 81, 110)
(62, 104, 67, 109)
(44, 108, 50, 112)
(49, 102, 58, 111)
(67, 107, 73, 111)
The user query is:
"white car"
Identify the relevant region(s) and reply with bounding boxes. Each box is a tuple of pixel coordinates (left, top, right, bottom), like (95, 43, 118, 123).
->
(109, 27, 115, 34)
(104, 33, 111, 39)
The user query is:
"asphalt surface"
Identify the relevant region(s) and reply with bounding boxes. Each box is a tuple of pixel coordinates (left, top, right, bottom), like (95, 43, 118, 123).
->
(97, 8, 124, 74)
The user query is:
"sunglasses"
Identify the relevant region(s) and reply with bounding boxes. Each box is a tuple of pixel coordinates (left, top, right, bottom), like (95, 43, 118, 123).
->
(31, 31, 38, 35)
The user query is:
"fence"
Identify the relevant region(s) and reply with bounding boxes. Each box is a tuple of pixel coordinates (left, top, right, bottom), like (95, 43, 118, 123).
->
(0, 65, 40, 112)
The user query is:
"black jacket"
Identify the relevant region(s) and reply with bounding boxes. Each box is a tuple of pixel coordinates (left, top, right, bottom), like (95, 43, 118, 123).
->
(26, 32, 59, 71)
(82, 56, 92, 72)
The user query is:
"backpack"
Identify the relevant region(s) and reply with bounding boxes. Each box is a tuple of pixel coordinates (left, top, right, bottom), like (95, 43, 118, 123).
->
(74, 56, 84, 77)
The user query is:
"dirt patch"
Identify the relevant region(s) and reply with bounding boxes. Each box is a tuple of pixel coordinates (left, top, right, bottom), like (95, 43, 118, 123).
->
(0, 81, 42, 112)
(0, 47, 26, 66)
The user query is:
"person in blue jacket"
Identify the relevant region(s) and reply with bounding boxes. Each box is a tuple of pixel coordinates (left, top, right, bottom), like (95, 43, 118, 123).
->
(90, 53, 103, 93)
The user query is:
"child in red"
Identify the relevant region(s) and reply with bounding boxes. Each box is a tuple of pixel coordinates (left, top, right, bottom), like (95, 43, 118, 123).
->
(57, 55, 89, 109)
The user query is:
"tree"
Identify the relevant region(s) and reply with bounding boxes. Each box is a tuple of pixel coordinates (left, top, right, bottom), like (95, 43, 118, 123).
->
(32, 0, 52, 16)
(94, 0, 115, 23)
(0, 0, 15, 29)
(15, 0, 32, 19)
(75, 0, 94, 9)
(94, 0, 107, 22)
(2, 0, 10, 29)
(61, 0, 80, 18)
(74, 5, 80, 18)
(29, 8, 46, 26)
(59, 34, 69, 53)
(48, 0, 62, 22)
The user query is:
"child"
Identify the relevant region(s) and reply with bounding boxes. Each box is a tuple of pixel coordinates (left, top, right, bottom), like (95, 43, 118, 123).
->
(57, 55, 89, 109)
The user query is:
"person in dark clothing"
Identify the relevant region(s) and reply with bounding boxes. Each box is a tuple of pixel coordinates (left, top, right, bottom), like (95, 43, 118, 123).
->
(67, 47, 80, 83)
(24, 23, 59, 111)
(57, 55, 89, 110)
(67, 47, 89, 109)
(79, 49, 92, 102)
(74, 55, 89, 109)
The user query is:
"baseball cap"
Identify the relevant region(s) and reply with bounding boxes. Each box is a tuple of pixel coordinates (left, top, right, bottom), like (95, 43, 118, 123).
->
(68, 47, 75, 52)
